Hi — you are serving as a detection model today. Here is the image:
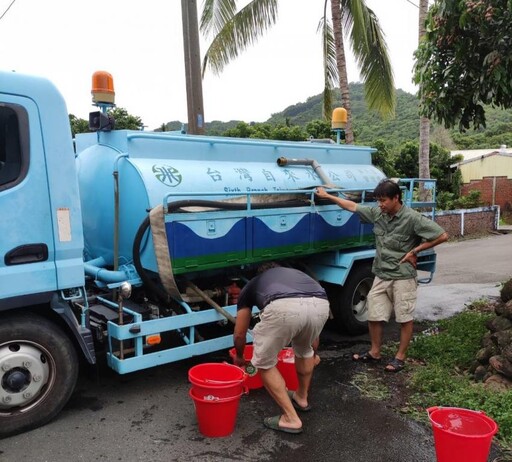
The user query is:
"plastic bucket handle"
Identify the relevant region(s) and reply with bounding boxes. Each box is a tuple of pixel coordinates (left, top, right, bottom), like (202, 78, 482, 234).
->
(193, 386, 249, 402)
(189, 362, 247, 386)
(427, 406, 488, 430)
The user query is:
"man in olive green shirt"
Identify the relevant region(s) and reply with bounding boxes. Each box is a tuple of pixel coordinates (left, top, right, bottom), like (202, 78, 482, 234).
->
(315, 179, 448, 372)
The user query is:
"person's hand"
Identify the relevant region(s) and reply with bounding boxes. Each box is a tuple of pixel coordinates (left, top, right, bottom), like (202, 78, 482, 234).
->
(315, 187, 329, 199)
(233, 355, 246, 368)
(400, 251, 418, 269)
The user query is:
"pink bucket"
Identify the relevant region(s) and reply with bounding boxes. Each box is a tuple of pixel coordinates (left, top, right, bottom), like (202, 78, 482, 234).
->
(277, 347, 299, 391)
(188, 362, 245, 399)
(189, 388, 243, 437)
(427, 407, 498, 462)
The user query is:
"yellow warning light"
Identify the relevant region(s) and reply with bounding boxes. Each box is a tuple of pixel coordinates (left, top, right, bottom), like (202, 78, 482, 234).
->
(331, 107, 347, 129)
(91, 71, 115, 105)
(146, 334, 161, 346)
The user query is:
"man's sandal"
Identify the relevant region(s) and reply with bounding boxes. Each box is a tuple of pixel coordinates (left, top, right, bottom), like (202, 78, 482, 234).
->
(352, 351, 382, 362)
(287, 390, 311, 412)
(263, 415, 303, 434)
(385, 357, 405, 373)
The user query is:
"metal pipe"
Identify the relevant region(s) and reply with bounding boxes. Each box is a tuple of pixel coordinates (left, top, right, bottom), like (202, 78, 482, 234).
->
(186, 282, 237, 325)
(112, 154, 128, 273)
(117, 291, 124, 360)
(126, 132, 372, 153)
(276, 157, 335, 187)
(84, 262, 128, 283)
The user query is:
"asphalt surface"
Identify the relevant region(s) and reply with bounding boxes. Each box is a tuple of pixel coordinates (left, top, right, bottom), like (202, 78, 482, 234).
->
(1, 232, 510, 462)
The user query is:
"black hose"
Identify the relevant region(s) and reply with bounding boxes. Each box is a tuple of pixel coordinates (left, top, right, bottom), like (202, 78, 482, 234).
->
(132, 215, 171, 305)
(166, 198, 309, 213)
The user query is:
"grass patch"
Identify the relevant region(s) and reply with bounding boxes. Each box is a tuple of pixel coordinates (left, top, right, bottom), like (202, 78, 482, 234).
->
(350, 372, 390, 400)
(406, 308, 512, 449)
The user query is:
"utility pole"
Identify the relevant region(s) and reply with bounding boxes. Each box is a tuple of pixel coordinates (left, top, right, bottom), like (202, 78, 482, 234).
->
(181, 0, 205, 135)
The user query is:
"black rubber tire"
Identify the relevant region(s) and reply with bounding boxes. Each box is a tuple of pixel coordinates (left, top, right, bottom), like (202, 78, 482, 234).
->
(0, 313, 79, 438)
(327, 262, 374, 335)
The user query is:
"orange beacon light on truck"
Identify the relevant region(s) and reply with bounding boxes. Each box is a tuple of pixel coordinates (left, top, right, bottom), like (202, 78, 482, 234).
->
(91, 71, 115, 105)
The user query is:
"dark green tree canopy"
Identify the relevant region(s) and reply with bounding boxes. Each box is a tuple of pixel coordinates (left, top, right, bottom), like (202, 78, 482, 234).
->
(414, 0, 512, 131)
(69, 107, 144, 136)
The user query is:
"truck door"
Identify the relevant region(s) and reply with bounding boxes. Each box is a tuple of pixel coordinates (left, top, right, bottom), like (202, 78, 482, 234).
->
(0, 99, 56, 308)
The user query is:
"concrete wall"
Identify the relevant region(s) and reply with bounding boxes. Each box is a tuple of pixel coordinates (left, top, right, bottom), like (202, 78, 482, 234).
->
(434, 206, 499, 238)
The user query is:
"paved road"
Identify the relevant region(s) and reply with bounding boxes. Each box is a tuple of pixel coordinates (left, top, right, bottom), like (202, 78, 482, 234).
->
(1, 233, 510, 462)
(416, 231, 512, 321)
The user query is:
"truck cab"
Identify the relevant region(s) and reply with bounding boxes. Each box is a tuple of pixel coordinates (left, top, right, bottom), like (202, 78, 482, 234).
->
(0, 71, 84, 307)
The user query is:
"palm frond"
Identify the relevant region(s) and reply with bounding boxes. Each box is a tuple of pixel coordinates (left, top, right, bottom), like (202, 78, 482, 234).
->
(202, 0, 279, 76)
(318, 11, 338, 120)
(341, 0, 396, 118)
(200, 0, 237, 38)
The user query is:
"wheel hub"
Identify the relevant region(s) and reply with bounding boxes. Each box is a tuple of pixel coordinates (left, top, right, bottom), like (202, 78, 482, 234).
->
(0, 343, 50, 409)
(3, 368, 30, 393)
(352, 278, 373, 321)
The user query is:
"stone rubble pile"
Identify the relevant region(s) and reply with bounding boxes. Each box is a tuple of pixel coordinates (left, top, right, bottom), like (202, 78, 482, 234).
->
(472, 279, 512, 391)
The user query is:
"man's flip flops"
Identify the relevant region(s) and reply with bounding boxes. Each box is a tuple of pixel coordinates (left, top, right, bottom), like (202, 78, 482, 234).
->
(352, 351, 382, 362)
(287, 390, 311, 412)
(263, 415, 303, 434)
(385, 357, 405, 373)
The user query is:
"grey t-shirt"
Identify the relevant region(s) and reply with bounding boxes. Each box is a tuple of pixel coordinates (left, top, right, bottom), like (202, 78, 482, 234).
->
(237, 267, 327, 311)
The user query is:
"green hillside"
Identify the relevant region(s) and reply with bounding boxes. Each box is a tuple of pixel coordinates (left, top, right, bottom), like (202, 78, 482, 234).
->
(162, 83, 512, 151)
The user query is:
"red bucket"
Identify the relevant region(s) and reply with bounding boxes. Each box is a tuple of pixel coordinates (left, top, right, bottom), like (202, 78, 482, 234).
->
(427, 407, 498, 462)
(229, 345, 264, 390)
(188, 363, 245, 399)
(189, 388, 242, 437)
(277, 347, 299, 391)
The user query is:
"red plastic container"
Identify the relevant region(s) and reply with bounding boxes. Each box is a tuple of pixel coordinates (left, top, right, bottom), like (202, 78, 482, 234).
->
(277, 347, 299, 391)
(188, 363, 245, 399)
(229, 345, 264, 390)
(427, 407, 498, 462)
(189, 388, 242, 437)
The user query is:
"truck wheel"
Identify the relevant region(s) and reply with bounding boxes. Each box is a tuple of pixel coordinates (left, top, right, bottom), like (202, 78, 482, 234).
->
(328, 263, 374, 335)
(0, 313, 78, 438)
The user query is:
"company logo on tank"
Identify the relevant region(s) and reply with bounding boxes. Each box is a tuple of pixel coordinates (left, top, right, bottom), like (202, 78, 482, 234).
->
(153, 165, 183, 187)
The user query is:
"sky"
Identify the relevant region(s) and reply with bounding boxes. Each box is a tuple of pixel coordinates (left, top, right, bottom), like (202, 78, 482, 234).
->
(0, 0, 423, 130)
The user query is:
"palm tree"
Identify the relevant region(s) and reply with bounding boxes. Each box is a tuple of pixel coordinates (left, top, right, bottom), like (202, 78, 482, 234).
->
(418, 0, 430, 185)
(200, 0, 395, 144)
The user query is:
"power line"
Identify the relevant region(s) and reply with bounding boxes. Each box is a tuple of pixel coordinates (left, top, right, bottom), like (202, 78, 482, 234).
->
(405, 0, 419, 8)
(0, 0, 16, 22)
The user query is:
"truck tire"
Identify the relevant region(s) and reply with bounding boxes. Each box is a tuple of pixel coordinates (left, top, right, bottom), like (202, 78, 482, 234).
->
(328, 263, 374, 335)
(0, 313, 79, 438)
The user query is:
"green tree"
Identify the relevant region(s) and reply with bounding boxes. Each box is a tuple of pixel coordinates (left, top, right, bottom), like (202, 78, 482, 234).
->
(69, 114, 89, 137)
(414, 0, 512, 131)
(107, 107, 144, 130)
(200, 0, 395, 144)
(69, 108, 144, 135)
(371, 140, 398, 178)
(395, 142, 460, 195)
(305, 120, 333, 140)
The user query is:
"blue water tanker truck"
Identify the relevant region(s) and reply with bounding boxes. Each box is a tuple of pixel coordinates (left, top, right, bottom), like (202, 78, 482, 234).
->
(0, 70, 437, 437)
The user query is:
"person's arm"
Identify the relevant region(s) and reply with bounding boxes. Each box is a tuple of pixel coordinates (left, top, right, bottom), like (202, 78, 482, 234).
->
(400, 232, 449, 266)
(233, 307, 252, 367)
(315, 187, 358, 212)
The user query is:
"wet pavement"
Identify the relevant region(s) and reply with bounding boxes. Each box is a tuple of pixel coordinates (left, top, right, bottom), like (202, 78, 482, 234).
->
(0, 330, 429, 462)
(0, 324, 503, 462)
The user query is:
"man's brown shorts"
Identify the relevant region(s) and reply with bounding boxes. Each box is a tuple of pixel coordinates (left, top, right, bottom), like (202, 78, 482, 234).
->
(367, 276, 417, 323)
(251, 297, 330, 370)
